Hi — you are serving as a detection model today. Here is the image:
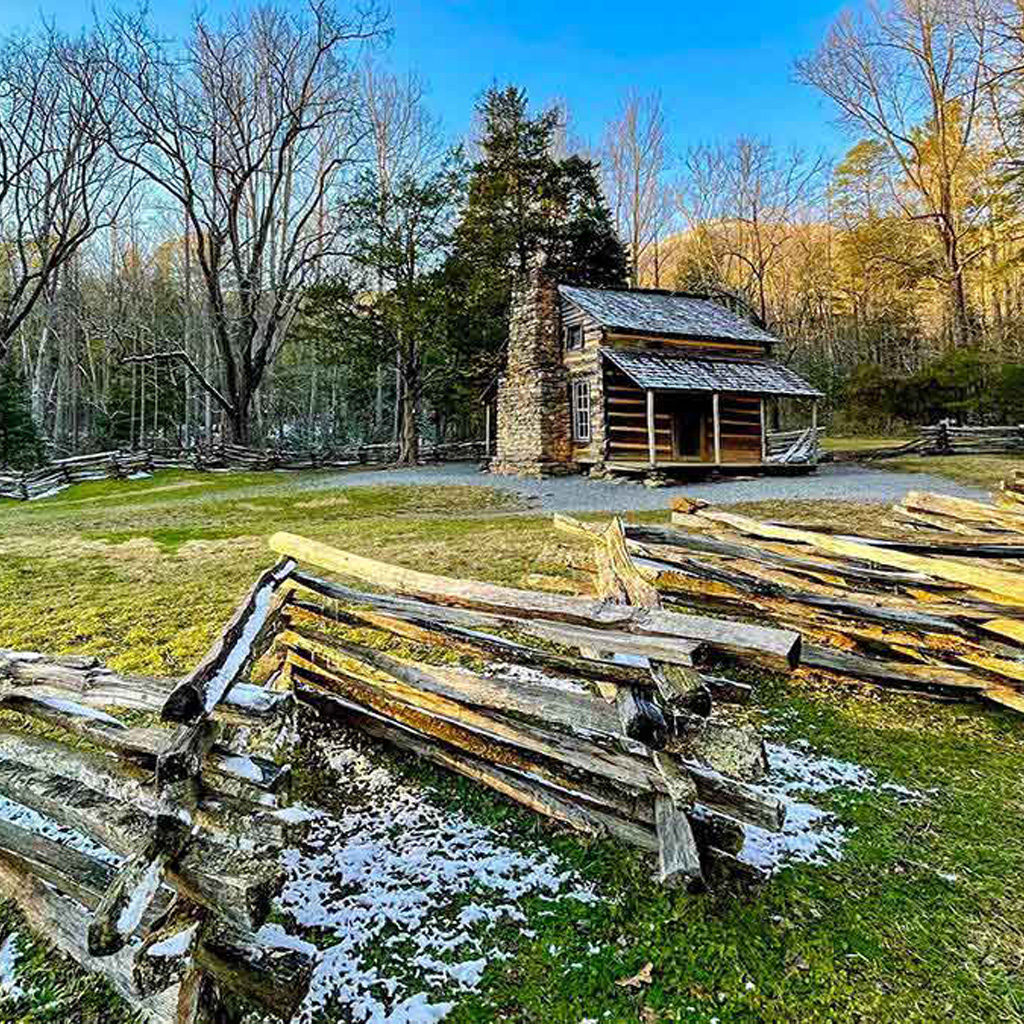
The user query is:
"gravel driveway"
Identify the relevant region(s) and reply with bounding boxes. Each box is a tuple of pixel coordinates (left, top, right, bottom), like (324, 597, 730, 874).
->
(301, 461, 987, 513)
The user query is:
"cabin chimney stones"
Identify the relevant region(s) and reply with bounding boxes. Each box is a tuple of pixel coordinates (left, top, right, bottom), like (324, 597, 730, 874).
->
(491, 261, 573, 477)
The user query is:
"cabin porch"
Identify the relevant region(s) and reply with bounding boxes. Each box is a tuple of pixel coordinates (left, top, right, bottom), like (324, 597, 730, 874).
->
(601, 354, 819, 471)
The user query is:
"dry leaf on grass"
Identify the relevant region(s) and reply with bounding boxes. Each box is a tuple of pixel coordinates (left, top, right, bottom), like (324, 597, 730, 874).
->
(616, 962, 654, 988)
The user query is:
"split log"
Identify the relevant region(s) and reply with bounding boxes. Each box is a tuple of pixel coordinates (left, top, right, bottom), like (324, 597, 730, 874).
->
(276, 623, 623, 740)
(286, 574, 712, 674)
(194, 925, 316, 1022)
(631, 524, 935, 589)
(655, 796, 702, 888)
(649, 662, 712, 716)
(697, 509, 1024, 605)
(269, 533, 801, 668)
(653, 752, 697, 808)
(0, 845, 179, 1023)
(162, 559, 296, 724)
(0, 816, 310, 1019)
(133, 904, 204, 999)
(0, 650, 294, 725)
(616, 687, 669, 749)
(0, 748, 282, 931)
(296, 681, 658, 826)
(88, 825, 187, 956)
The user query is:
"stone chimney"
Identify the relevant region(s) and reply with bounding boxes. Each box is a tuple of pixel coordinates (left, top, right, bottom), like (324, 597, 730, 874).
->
(490, 260, 573, 477)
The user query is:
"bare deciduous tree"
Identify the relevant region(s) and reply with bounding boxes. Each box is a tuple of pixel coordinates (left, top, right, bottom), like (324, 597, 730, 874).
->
(0, 28, 127, 364)
(80, 0, 385, 443)
(602, 89, 673, 287)
(796, 0, 1007, 346)
(676, 137, 826, 327)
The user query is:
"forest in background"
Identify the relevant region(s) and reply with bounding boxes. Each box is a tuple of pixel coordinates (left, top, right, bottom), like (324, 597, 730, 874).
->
(3, 0, 1024, 469)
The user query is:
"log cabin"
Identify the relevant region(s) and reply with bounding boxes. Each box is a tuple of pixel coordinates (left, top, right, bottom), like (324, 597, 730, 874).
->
(486, 266, 822, 478)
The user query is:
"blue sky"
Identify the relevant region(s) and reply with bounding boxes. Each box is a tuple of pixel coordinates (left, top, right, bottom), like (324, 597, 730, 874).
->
(2, 0, 855, 159)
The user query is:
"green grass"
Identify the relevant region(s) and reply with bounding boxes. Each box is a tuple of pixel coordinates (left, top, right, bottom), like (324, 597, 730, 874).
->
(821, 435, 910, 453)
(876, 453, 1024, 490)
(1, 469, 1023, 1022)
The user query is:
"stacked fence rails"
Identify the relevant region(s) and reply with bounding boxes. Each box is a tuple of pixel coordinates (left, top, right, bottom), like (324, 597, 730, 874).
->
(611, 492, 1024, 716)
(265, 531, 798, 889)
(833, 421, 1024, 462)
(0, 439, 487, 501)
(764, 426, 824, 464)
(0, 533, 823, 1013)
(0, 559, 314, 1023)
(918, 422, 1024, 455)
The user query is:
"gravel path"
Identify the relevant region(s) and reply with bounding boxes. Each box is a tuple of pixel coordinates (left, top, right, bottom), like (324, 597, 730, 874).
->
(297, 461, 988, 513)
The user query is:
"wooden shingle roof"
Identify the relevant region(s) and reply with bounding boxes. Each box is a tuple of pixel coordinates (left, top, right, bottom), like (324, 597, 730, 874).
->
(602, 348, 822, 398)
(559, 285, 778, 345)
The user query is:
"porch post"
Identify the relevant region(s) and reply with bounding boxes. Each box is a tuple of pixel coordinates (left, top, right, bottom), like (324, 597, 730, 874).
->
(811, 398, 819, 464)
(759, 397, 767, 462)
(712, 392, 721, 465)
(484, 402, 492, 456)
(646, 390, 656, 467)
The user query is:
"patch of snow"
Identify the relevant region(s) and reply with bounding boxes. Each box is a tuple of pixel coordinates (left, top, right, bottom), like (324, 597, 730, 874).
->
(145, 923, 199, 958)
(116, 857, 164, 934)
(126, 471, 153, 480)
(0, 795, 120, 866)
(22, 695, 127, 729)
(734, 743, 924, 873)
(215, 754, 265, 782)
(0, 934, 23, 1002)
(273, 803, 321, 824)
(278, 735, 596, 1023)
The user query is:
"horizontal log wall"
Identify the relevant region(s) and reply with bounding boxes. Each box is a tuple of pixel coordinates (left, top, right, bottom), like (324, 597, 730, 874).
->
(719, 394, 763, 463)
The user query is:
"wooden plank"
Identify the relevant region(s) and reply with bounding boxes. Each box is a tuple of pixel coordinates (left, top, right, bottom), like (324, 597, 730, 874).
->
(646, 390, 656, 466)
(712, 392, 721, 465)
(270, 535, 801, 668)
(286, 574, 703, 678)
(698, 509, 1024, 605)
(656, 795, 703, 888)
(277, 624, 623, 740)
(162, 558, 295, 724)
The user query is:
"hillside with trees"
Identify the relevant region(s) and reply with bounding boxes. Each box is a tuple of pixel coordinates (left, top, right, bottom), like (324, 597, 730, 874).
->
(3, 0, 1024, 464)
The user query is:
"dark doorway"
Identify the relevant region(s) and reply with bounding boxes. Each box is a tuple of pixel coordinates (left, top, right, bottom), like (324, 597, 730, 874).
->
(671, 394, 711, 459)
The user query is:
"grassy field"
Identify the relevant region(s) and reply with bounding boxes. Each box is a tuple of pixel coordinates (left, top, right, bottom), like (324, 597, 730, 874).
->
(821, 436, 910, 453)
(876, 453, 1024, 489)
(1, 470, 1023, 1023)
(823, 434, 1024, 489)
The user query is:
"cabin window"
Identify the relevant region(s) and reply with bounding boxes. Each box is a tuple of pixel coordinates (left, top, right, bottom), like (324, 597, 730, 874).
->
(571, 378, 591, 442)
(563, 324, 584, 351)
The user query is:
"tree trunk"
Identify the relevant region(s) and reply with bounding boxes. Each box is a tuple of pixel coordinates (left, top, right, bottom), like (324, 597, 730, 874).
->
(398, 380, 418, 464)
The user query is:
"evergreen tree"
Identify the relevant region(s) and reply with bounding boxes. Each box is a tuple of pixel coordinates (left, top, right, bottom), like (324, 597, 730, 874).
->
(0, 364, 45, 470)
(453, 86, 628, 368)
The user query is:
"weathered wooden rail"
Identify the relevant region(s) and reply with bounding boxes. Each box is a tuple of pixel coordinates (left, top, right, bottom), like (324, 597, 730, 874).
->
(0, 439, 486, 501)
(832, 421, 1024, 462)
(0, 533, 814, 1015)
(0, 559, 313, 1022)
(266, 531, 797, 888)
(616, 489, 1024, 715)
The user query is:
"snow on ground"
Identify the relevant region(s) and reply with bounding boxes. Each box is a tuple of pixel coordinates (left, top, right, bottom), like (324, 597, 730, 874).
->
(272, 735, 597, 1024)
(0, 795, 120, 866)
(0, 933, 23, 1003)
(736, 740, 927, 873)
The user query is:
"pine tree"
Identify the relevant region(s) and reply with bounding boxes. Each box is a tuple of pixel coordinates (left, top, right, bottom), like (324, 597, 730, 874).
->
(452, 85, 628, 367)
(0, 364, 45, 470)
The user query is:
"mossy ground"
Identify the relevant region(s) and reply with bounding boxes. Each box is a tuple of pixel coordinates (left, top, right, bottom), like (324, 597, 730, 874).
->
(0, 470, 1022, 1022)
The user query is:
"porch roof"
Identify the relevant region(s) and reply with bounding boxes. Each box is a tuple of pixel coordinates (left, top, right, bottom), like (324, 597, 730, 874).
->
(602, 348, 823, 398)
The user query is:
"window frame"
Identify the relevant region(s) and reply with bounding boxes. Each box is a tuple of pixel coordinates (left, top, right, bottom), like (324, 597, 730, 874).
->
(571, 377, 592, 442)
(562, 324, 584, 352)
